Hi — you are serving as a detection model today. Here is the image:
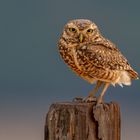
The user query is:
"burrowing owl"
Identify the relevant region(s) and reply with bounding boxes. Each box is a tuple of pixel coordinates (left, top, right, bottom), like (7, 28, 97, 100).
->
(58, 19, 138, 104)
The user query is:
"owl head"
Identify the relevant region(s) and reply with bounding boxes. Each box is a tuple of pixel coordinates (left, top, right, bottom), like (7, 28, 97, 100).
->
(61, 19, 102, 45)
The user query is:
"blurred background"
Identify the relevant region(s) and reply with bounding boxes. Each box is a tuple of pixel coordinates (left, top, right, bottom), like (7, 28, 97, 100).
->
(0, 0, 139, 140)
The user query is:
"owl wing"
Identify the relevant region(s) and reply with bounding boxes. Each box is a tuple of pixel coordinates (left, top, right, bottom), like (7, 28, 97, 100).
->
(83, 44, 138, 79)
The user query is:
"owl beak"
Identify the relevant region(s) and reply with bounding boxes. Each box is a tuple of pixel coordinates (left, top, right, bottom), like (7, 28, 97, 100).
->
(79, 33, 84, 43)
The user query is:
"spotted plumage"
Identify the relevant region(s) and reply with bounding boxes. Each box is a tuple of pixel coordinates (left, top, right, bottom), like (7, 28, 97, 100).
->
(58, 19, 139, 104)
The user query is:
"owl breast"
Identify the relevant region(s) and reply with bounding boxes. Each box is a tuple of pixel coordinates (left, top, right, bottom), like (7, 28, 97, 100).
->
(58, 39, 97, 83)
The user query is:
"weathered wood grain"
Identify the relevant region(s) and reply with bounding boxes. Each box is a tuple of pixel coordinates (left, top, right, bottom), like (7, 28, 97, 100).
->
(45, 101, 120, 140)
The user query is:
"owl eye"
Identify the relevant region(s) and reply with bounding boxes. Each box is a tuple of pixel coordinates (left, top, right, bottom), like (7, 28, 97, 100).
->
(87, 29, 93, 34)
(68, 27, 77, 33)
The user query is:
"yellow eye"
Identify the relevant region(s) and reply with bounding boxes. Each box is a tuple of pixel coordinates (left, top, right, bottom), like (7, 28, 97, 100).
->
(69, 27, 77, 32)
(87, 29, 93, 34)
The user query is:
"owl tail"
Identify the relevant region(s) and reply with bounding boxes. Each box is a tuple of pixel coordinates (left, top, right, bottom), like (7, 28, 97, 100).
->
(127, 69, 139, 80)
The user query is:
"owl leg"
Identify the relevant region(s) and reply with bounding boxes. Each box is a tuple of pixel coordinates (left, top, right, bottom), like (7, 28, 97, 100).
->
(88, 80, 103, 97)
(97, 82, 110, 104)
(83, 81, 103, 102)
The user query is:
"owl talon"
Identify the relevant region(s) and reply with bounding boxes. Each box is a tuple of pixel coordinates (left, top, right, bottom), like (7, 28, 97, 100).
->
(83, 96, 97, 103)
(73, 97, 83, 102)
(96, 97, 104, 105)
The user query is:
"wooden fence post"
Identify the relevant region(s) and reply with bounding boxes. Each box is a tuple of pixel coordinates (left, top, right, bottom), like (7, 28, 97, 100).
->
(44, 100, 121, 140)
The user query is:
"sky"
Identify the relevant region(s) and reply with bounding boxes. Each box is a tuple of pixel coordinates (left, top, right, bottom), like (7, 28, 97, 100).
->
(0, 0, 140, 140)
